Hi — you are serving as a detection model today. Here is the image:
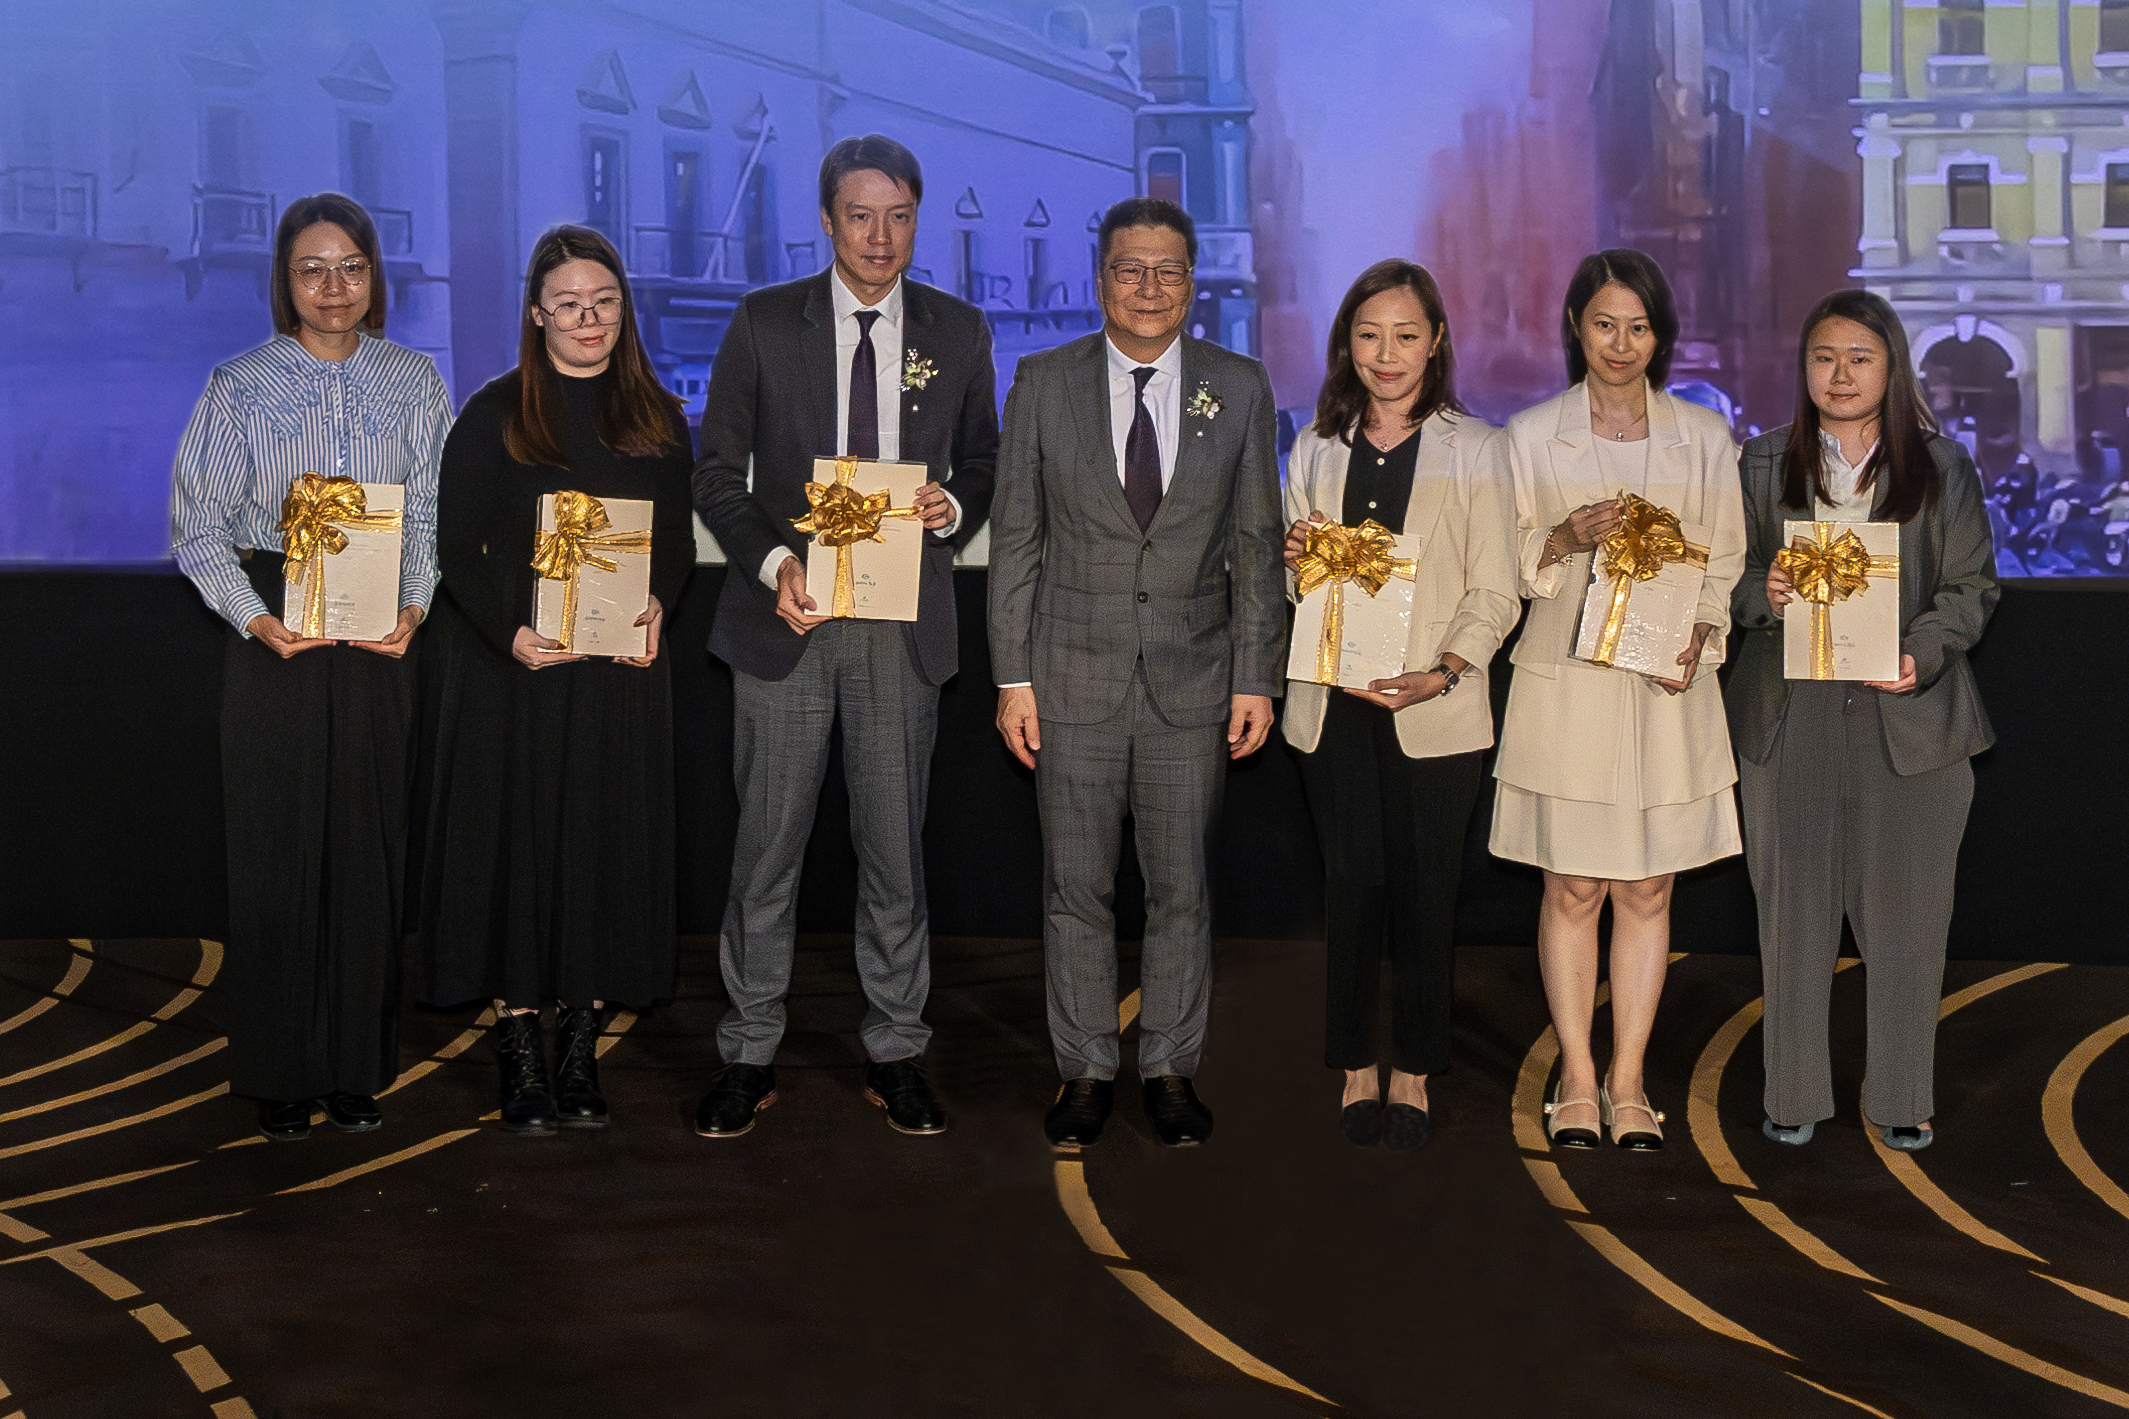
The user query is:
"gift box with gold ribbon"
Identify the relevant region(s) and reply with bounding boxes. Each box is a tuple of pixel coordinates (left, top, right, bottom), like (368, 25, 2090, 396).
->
(532, 490, 655, 656)
(1776, 519, 1901, 681)
(1284, 518, 1422, 689)
(794, 456, 926, 622)
(1569, 490, 1713, 679)
(277, 472, 404, 641)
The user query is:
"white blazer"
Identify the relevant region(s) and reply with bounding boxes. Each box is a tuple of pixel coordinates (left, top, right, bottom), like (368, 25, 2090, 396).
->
(1280, 409, 1520, 758)
(1492, 385, 1746, 807)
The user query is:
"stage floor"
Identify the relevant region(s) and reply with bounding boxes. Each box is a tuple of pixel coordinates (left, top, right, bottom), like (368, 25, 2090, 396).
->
(0, 935, 2125, 1418)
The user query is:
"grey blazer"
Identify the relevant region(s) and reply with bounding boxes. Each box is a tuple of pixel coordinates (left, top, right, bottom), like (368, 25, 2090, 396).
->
(1728, 426, 1999, 775)
(691, 273, 999, 687)
(986, 331, 1286, 728)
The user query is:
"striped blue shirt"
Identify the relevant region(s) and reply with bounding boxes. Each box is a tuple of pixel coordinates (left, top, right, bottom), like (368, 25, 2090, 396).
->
(170, 333, 451, 635)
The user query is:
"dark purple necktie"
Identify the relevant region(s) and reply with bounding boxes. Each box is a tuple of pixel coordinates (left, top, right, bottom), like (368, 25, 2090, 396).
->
(1124, 365, 1162, 530)
(847, 309, 880, 459)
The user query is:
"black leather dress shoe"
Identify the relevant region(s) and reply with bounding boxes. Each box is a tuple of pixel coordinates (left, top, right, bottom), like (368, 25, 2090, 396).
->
(552, 1006, 609, 1129)
(319, 1092, 382, 1133)
(695, 1062, 777, 1137)
(1339, 1098, 1383, 1147)
(495, 1011, 555, 1135)
(1143, 1075, 1214, 1147)
(258, 1100, 313, 1142)
(1383, 1103, 1431, 1152)
(1044, 1078, 1114, 1147)
(864, 1056, 947, 1135)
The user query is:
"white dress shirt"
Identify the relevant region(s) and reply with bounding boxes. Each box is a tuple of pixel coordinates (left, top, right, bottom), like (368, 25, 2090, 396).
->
(1106, 332, 1183, 490)
(1814, 430, 1879, 522)
(761, 269, 958, 588)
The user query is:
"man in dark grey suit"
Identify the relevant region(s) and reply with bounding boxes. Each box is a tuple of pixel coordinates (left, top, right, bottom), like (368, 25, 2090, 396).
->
(988, 198, 1285, 1148)
(692, 134, 998, 1138)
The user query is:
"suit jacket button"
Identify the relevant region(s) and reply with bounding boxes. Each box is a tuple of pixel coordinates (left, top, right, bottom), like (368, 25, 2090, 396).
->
(1142, 541, 1153, 551)
(1137, 592, 1148, 603)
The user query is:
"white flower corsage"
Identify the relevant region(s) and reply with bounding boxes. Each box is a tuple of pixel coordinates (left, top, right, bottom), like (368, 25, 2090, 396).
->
(1186, 382, 1221, 420)
(901, 349, 937, 392)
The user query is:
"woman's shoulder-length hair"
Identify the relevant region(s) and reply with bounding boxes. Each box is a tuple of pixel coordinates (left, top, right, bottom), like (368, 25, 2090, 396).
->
(1312, 258, 1467, 442)
(1780, 287, 1942, 522)
(1559, 248, 1679, 389)
(271, 193, 386, 337)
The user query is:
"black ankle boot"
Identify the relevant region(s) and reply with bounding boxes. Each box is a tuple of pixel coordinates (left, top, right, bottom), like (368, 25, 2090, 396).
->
(552, 1005, 609, 1129)
(495, 1010, 555, 1134)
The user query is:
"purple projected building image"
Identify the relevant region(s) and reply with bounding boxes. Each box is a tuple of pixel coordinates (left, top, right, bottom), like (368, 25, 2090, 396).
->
(4, 0, 2123, 574)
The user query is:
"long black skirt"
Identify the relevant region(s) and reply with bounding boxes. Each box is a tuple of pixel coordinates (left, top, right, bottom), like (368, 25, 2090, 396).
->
(222, 555, 413, 1102)
(418, 597, 677, 1008)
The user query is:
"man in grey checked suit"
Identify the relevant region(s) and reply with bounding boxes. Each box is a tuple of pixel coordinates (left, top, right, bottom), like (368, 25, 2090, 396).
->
(988, 197, 1285, 1148)
(692, 134, 998, 1138)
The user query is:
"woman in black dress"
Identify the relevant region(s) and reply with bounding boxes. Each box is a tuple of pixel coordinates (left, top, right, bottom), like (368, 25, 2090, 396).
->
(423, 225, 694, 1133)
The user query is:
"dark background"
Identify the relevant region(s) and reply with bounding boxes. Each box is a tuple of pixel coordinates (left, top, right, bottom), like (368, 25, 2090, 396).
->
(1, 568, 2121, 965)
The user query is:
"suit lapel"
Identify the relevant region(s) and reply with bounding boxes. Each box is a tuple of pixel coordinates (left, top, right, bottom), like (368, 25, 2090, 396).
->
(1400, 411, 1457, 546)
(898, 279, 934, 462)
(799, 273, 838, 457)
(1148, 338, 1211, 535)
(1644, 389, 1695, 513)
(1547, 383, 1602, 510)
(1072, 335, 1140, 532)
(1306, 427, 1349, 519)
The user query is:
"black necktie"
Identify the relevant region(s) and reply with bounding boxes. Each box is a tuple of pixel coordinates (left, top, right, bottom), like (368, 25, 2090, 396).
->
(847, 309, 880, 459)
(1125, 365, 1162, 530)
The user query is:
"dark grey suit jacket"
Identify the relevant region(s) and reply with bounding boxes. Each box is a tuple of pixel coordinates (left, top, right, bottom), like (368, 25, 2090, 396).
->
(1728, 427, 1999, 775)
(986, 331, 1285, 727)
(692, 273, 999, 686)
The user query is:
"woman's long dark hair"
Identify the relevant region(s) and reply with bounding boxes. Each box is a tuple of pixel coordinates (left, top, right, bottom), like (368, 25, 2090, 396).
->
(1781, 289, 1940, 522)
(1312, 259, 1466, 441)
(506, 225, 683, 467)
(1560, 248, 1678, 388)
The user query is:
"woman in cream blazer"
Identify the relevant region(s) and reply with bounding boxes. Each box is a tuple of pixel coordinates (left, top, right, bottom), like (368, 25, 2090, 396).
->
(1493, 250, 1746, 1153)
(1281, 259, 1520, 1150)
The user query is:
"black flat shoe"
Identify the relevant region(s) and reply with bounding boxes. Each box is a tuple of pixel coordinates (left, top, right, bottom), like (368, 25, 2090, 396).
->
(1544, 1083, 1601, 1150)
(258, 1100, 313, 1142)
(864, 1056, 947, 1135)
(495, 1011, 555, 1135)
(1882, 1122, 1933, 1151)
(1339, 1098, 1383, 1147)
(1383, 1102, 1431, 1152)
(695, 1062, 778, 1138)
(1143, 1075, 1214, 1147)
(319, 1092, 382, 1133)
(552, 1006, 609, 1129)
(1044, 1077, 1114, 1148)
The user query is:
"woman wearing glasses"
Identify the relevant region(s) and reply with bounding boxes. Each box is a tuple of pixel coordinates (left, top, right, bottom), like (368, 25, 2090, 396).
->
(421, 225, 694, 1132)
(170, 193, 451, 1141)
(1491, 250, 1746, 1152)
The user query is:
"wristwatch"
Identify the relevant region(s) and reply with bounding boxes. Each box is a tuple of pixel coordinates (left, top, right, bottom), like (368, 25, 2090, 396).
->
(1430, 664, 1460, 696)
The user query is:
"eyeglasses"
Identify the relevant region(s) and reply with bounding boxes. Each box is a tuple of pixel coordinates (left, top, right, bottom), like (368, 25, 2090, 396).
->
(289, 258, 372, 290)
(540, 297, 626, 330)
(1106, 261, 1193, 288)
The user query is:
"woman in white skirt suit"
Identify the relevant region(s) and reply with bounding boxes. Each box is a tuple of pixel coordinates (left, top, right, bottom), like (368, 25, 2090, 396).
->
(1492, 250, 1746, 1151)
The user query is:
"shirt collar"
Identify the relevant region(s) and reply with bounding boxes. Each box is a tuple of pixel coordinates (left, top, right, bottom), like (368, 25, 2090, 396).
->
(1105, 331, 1183, 384)
(274, 332, 377, 379)
(831, 268, 903, 328)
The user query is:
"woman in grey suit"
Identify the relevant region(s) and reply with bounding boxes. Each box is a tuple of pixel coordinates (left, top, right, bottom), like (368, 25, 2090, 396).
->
(1280, 260, 1518, 1150)
(1732, 289, 1998, 1152)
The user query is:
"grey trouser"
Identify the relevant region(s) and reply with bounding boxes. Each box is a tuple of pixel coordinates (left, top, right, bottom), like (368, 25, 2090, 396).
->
(1740, 682, 1974, 1129)
(1037, 667, 1226, 1081)
(718, 620, 937, 1065)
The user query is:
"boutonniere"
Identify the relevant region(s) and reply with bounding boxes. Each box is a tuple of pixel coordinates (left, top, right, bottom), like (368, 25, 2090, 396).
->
(1186, 382, 1222, 421)
(901, 349, 937, 392)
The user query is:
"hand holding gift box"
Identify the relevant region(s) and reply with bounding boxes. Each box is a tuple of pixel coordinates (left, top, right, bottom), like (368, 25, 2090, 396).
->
(1571, 490, 1712, 680)
(531, 490, 654, 657)
(277, 472, 404, 642)
(1774, 520, 1901, 682)
(1286, 517, 1420, 690)
(794, 456, 926, 621)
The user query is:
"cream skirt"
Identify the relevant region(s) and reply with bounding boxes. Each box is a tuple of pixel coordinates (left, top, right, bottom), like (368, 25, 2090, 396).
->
(1489, 781, 1740, 881)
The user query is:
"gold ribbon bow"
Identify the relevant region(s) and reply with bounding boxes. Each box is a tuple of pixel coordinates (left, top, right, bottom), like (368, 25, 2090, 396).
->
(1589, 490, 1709, 667)
(531, 490, 655, 651)
(792, 456, 920, 618)
(277, 472, 404, 639)
(1292, 518, 1418, 685)
(1773, 522, 1900, 680)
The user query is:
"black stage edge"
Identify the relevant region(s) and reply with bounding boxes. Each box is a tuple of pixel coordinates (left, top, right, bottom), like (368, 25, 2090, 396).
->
(2, 568, 2123, 964)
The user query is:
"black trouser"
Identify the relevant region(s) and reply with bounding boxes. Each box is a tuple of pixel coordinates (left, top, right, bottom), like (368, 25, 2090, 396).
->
(220, 554, 413, 1101)
(1290, 694, 1482, 1076)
